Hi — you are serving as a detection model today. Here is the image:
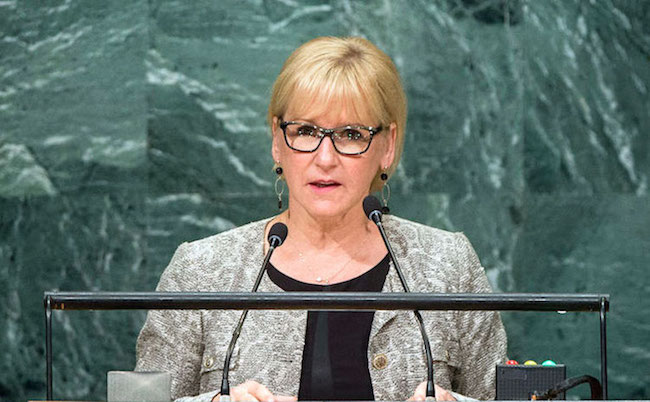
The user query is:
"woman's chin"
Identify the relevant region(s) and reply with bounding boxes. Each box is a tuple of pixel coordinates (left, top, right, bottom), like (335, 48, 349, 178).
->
(301, 200, 357, 220)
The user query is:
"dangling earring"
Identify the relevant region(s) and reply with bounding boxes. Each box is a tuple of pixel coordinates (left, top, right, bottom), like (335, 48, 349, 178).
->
(275, 163, 284, 210)
(380, 169, 390, 214)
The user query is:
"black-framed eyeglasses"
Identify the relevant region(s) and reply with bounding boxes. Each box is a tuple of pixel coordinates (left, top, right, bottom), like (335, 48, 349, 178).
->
(279, 120, 383, 155)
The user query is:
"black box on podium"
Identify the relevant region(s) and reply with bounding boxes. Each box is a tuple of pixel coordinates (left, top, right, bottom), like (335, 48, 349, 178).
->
(496, 364, 566, 400)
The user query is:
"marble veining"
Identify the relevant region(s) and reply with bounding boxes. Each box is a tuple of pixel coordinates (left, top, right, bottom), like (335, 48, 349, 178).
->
(0, 0, 648, 400)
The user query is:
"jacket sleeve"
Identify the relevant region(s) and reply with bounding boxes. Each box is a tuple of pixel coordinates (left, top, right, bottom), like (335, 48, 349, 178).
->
(135, 242, 205, 400)
(453, 232, 508, 400)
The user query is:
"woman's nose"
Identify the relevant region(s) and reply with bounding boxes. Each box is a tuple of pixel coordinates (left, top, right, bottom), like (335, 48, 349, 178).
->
(313, 135, 338, 167)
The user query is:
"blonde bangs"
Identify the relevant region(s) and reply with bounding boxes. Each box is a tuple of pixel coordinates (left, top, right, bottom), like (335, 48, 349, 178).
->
(284, 66, 384, 127)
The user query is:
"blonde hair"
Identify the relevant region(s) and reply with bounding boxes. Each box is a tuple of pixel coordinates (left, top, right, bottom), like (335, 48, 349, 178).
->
(268, 36, 407, 192)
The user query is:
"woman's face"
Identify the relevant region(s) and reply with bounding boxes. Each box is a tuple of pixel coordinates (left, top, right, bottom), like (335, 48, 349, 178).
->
(272, 97, 396, 221)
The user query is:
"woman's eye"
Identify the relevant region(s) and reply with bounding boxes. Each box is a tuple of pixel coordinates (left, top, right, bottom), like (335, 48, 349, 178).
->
(297, 126, 317, 136)
(342, 129, 363, 140)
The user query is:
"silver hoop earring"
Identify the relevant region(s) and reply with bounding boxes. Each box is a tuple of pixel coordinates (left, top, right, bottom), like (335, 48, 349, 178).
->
(381, 182, 390, 214)
(275, 176, 285, 210)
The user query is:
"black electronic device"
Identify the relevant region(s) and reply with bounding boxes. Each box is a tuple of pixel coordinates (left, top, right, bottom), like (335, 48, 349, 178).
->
(496, 364, 566, 400)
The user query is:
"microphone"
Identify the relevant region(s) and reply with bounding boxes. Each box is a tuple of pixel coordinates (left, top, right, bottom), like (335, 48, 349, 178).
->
(364, 195, 383, 225)
(268, 222, 288, 248)
(219, 223, 288, 401)
(363, 196, 436, 400)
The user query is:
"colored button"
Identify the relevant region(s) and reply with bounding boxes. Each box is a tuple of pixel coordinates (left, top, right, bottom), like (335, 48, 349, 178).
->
(524, 360, 537, 365)
(372, 353, 388, 370)
(542, 360, 557, 366)
(506, 359, 519, 365)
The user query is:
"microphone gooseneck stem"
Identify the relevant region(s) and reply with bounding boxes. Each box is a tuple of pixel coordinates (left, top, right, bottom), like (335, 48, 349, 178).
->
(220, 241, 279, 397)
(375, 219, 436, 399)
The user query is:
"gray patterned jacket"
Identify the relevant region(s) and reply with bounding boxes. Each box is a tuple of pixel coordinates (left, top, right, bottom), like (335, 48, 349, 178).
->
(135, 215, 507, 401)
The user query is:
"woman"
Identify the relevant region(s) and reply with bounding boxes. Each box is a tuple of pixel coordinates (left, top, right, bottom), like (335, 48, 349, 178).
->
(136, 36, 507, 402)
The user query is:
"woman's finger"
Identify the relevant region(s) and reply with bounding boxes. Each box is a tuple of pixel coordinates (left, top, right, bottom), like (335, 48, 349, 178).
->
(273, 395, 297, 402)
(226, 381, 293, 402)
(408, 380, 427, 401)
(243, 380, 274, 402)
(434, 384, 456, 401)
(232, 383, 259, 402)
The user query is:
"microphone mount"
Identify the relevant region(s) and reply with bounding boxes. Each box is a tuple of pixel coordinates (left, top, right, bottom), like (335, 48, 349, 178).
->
(219, 222, 288, 401)
(363, 195, 437, 400)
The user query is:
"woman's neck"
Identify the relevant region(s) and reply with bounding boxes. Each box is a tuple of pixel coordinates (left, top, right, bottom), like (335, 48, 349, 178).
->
(267, 201, 387, 284)
(279, 204, 374, 252)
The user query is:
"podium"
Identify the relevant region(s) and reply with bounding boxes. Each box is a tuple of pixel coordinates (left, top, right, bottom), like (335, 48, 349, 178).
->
(43, 292, 610, 400)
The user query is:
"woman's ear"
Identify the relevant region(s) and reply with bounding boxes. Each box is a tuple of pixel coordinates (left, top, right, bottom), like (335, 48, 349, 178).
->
(271, 116, 281, 162)
(381, 122, 397, 169)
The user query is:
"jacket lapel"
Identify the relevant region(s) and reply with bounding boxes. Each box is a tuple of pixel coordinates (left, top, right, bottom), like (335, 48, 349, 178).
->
(369, 215, 407, 339)
(369, 265, 401, 340)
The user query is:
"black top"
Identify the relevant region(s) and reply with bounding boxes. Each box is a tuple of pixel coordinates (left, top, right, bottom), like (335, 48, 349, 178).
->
(267, 255, 390, 401)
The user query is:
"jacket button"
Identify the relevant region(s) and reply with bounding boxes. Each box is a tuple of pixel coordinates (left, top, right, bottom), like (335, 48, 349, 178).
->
(204, 356, 214, 368)
(372, 353, 388, 370)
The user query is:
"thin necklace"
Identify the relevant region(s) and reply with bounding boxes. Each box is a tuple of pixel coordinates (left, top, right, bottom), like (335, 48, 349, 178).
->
(296, 250, 355, 285)
(283, 212, 369, 285)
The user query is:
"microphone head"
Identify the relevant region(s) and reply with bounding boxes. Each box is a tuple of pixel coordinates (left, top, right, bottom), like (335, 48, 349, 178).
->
(267, 222, 288, 247)
(363, 195, 383, 223)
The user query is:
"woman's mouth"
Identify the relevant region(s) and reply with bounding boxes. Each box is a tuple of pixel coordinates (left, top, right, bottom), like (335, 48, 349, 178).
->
(309, 181, 340, 192)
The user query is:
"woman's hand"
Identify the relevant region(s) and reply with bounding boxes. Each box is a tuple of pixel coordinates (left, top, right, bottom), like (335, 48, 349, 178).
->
(408, 381, 456, 401)
(212, 380, 297, 402)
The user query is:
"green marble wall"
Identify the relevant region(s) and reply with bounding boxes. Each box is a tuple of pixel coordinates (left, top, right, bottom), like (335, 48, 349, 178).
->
(1, 1, 648, 400)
